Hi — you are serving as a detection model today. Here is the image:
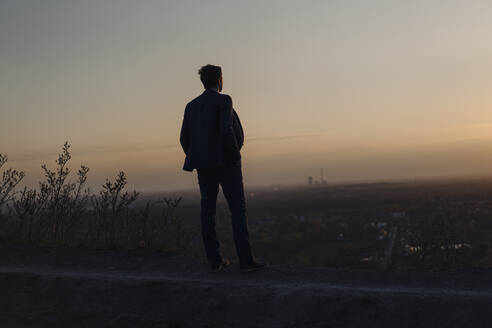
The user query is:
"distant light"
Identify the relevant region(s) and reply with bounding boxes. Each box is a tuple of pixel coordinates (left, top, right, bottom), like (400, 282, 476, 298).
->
(273, 187, 279, 191)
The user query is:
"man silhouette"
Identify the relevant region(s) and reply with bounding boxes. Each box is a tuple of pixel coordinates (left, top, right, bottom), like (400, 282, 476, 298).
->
(179, 64, 266, 272)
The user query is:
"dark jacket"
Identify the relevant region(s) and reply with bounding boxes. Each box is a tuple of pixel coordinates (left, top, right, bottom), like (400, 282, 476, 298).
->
(179, 89, 244, 172)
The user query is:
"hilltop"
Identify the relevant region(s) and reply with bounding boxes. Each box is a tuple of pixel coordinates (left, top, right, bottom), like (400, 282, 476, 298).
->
(1, 243, 491, 328)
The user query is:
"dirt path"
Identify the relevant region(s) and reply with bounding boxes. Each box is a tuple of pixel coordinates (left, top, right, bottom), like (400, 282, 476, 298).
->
(3, 265, 492, 299)
(1, 243, 492, 327)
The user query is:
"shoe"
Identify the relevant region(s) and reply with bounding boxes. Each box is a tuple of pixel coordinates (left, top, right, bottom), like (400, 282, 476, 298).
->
(211, 258, 231, 272)
(240, 258, 267, 273)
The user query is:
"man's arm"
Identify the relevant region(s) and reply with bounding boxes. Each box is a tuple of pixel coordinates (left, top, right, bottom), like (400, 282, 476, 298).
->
(233, 109, 244, 150)
(219, 95, 241, 159)
(179, 105, 189, 155)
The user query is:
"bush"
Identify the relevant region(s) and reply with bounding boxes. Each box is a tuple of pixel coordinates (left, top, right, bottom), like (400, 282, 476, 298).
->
(0, 153, 25, 210)
(0, 142, 197, 255)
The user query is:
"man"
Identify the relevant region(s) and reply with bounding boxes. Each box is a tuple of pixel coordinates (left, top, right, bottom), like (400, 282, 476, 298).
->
(179, 64, 266, 273)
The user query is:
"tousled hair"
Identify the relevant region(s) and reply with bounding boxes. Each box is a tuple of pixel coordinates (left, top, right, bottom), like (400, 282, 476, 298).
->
(198, 64, 222, 89)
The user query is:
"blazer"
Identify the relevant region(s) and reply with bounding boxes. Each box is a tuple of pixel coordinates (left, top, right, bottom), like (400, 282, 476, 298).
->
(179, 88, 244, 172)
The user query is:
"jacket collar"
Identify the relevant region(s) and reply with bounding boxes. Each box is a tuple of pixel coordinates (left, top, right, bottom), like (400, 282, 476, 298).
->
(203, 87, 219, 94)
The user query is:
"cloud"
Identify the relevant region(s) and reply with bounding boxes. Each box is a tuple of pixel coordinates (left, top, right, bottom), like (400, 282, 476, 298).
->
(6, 134, 325, 162)
(246, 133, 325, 142)
(8, 143, 179, 162)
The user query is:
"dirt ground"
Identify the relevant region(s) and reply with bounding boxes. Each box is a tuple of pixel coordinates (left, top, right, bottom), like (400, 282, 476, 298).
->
(1, 243, 491, 327)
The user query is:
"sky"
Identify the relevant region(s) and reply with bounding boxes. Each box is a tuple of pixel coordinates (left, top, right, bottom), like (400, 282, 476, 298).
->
(1, 0, 492, 191)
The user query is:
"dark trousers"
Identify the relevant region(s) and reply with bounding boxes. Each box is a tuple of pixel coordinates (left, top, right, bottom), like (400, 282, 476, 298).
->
(197, 164, 253, 268)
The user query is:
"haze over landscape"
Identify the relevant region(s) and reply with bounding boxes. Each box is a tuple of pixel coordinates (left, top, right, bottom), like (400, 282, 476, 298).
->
(2, 0, 492, 191)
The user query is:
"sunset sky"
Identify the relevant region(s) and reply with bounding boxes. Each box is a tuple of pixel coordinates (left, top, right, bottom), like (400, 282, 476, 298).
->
(1, 1, 492, 191)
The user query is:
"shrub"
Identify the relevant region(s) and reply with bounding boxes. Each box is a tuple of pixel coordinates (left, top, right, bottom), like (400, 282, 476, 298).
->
(0, 153, 25, 210)
(0, 142, 196, 255)
(90, 171, 139, 247)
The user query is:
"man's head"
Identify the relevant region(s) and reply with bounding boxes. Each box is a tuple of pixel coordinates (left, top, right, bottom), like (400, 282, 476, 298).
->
(198, 64, 222, 92)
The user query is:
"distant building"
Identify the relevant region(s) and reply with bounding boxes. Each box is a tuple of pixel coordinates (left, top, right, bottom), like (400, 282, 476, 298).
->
(319, 168, 327, 185)
(308, 169, 328, 186)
